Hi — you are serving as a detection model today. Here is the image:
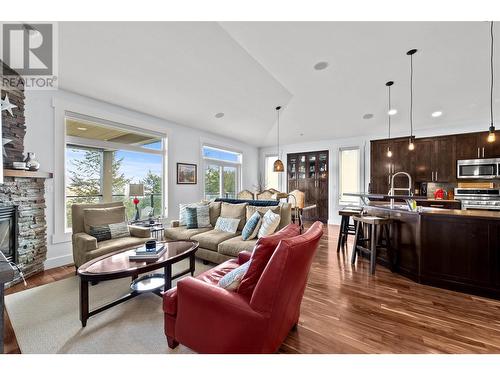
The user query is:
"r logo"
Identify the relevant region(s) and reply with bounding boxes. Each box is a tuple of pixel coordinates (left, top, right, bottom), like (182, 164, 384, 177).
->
(2, 23, 53, 76)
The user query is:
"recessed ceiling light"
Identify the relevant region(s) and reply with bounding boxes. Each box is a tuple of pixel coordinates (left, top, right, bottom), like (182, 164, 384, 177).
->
(363, 113, 374, 120)
(431, 111, 443, 117)
(300, 133, 304, 136)
(77, 127, 87, 131)
(313, 61, 329, 71)
(215, 112, 224, 118)
(388, 109, 397, 116)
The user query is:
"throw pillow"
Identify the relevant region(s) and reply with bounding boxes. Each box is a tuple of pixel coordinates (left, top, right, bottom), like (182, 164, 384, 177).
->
(83, 206, 126, 234)
(185, 206, 199, 229)
(89, 221, 130, 242)
(257, 209, 281, 238)
(241, 211, 262, 241)
(214, 217, 240, 234)
(209, 201, 222, 227)
(246, 205, 280, 221)
(185, 205, 211, 229)
(220, 202, 248, 231)
(237, 223, 300, 298)
(179, 202, 210, 226)
(218, 261, 250, 291)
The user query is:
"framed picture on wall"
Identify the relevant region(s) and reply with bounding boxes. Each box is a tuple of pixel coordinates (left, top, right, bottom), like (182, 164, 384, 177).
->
(177, 163, 197, 184)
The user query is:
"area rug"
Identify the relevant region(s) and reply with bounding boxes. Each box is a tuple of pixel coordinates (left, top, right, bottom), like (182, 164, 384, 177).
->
(5, 258, 211, 354)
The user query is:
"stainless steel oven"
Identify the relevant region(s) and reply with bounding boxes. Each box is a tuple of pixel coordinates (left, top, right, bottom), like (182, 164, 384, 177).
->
(457, 158, 499, 179)
(454, 188, 500, 210)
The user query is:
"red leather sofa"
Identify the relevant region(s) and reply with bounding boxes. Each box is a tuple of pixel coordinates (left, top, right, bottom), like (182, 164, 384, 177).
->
(163, 221, 324, 353)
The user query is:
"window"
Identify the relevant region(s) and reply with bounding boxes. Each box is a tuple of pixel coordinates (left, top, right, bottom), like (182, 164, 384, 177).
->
(65, 115, 166, 230)
(264, 155, 280, 191)
(339, 147, 361, 204)
(202, 145, 242, 199)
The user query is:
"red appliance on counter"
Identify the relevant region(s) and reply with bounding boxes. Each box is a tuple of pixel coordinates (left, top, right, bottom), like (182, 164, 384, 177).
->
(434, 188, 447, 200)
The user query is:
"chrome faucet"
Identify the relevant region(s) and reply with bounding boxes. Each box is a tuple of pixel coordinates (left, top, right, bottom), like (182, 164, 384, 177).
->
(389, 171, 413, 209)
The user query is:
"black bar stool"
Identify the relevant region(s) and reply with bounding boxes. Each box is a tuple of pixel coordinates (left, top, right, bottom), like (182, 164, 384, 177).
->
(337, 208, 362, 252)
(351, 215, 392, 274)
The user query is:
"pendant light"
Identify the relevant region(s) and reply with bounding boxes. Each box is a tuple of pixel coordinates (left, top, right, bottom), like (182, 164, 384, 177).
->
(488, 21, 496, 143)
(386, 81, 394, 157)
(407, 49, 417, 151)
(273, 106, 285, 172)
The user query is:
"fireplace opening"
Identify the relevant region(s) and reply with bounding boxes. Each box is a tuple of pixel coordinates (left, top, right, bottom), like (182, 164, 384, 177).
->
(0, 206, 18, 264)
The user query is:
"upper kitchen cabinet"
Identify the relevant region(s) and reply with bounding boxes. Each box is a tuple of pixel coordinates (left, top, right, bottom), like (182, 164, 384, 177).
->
(414, 138, 434, 182)
(433, 136, 456, 182)
(456, 132, 500, 160)
(370, 139, 392, 194)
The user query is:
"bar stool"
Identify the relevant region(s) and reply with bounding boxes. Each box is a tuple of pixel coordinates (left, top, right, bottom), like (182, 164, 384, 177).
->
(351, 215, 392, 274)
(337, 208, 362, 252)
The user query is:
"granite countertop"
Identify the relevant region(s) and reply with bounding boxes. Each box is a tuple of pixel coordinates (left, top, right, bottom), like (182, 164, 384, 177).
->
(345, 192, 460, 202)
(367, 202, 500, 221)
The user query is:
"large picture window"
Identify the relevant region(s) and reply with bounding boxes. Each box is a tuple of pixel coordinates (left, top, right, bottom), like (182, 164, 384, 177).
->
(65, 115, 166, 230)
(202, 145, 242, 200)
(339, 147, 361, 204)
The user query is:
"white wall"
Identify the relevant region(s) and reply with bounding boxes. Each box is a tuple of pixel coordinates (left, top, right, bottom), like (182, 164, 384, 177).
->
(24, 89, 259, 269)
(259, 121, 492, 225)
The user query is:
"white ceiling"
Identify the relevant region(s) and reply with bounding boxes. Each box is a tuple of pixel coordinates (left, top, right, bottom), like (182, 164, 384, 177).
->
(58, 22, 497, 147)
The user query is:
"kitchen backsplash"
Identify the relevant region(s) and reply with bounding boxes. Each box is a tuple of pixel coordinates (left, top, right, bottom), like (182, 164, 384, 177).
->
(425, 182, 457, 199)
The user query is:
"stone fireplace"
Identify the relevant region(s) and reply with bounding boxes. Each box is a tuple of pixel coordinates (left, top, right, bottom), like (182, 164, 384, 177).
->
(1, 61, 51, 286)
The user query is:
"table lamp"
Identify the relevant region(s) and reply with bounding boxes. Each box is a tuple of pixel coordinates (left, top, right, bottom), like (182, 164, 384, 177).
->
(128, 183, 144, 221)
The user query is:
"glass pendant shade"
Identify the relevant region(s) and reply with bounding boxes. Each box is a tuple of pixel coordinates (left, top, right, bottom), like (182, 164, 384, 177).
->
(488, 125, 496, 143)
(273, 159, 284, 172)
(387, 147, 392, 158)
(408, 139, 415, 151)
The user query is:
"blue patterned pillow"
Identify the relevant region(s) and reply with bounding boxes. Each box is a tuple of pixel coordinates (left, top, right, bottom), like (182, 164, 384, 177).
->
(218, 261, 250, 290)
(186, 207, 198, 229)
(241, 211, 262, 241)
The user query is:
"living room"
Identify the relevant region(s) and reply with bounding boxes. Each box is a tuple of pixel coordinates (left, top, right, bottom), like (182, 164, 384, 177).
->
(2, 1, 500, 373)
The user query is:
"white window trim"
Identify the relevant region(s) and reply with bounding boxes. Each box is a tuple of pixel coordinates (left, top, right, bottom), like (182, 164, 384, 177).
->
(53, 98, 168, 244)
(338, 146, 363, 206)
(201, 143, 242, 199)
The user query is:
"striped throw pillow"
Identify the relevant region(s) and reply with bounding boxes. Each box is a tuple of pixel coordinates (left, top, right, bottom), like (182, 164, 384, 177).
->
(90, 222, 130, 242)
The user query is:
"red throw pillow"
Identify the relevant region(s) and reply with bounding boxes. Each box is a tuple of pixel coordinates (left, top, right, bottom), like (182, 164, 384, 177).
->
(237, 223, 300, 298)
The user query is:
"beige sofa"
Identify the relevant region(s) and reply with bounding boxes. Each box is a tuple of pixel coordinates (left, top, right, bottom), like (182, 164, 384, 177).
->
(165, 201, 291, 264)
(71, 202, 151, 268)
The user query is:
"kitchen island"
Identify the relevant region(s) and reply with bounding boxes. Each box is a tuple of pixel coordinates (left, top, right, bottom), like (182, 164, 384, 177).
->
(347, 193, 500, 299)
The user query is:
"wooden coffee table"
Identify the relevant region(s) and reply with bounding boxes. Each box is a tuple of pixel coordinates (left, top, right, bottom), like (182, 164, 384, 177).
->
(77, 240, 199, 327)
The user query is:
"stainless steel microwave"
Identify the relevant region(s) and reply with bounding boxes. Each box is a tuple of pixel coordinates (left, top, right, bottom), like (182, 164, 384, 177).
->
(457, 158, 500, 179)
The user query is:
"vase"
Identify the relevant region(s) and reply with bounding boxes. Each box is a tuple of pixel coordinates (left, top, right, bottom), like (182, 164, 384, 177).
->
(24, 152, 40, 171)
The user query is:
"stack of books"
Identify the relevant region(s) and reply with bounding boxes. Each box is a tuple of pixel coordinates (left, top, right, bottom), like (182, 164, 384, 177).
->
(129, 244, 166, 261)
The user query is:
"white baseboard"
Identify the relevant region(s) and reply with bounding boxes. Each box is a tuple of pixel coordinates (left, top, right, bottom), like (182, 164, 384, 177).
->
(44, 253, 74, 270)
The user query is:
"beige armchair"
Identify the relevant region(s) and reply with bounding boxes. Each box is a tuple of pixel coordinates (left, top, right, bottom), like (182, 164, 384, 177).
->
(71, 202, 151, 268)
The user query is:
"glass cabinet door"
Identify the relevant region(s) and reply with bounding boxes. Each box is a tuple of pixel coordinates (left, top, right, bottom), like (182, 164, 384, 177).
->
(288, 155, 297, 180)
(318, 152, 328, 179)
(308, 153, 317, 179)
(298, 155, 306, 179)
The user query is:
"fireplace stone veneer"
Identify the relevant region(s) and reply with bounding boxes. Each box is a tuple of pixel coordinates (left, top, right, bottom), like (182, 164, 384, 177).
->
(0, 175, 48, 286)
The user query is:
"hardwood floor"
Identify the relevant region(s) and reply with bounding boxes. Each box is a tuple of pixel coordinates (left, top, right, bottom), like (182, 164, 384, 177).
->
(4, 224, 500, 354)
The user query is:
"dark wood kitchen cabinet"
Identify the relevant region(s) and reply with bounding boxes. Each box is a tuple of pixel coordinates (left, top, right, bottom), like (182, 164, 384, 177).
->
(370, 130, 500, 190)
(287, 151, 328, 223)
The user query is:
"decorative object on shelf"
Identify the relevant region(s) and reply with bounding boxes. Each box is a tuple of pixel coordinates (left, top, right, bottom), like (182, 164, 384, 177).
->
(24, 152, 40, 171)
(487, 21, 496, 143)
(406, 48, 417, 151)
(176, 162, 197, 184)
(0, 94, 17, 116)
(12, 161, 27, 170)
(273, 106, 284, 172)
(2, 138, 12, 157)
(386, 81, 394, 158)
(128, 183, 144, 221)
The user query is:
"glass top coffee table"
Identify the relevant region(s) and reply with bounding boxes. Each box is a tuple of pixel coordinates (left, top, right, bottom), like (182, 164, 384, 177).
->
(77, 240, 199, 327)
